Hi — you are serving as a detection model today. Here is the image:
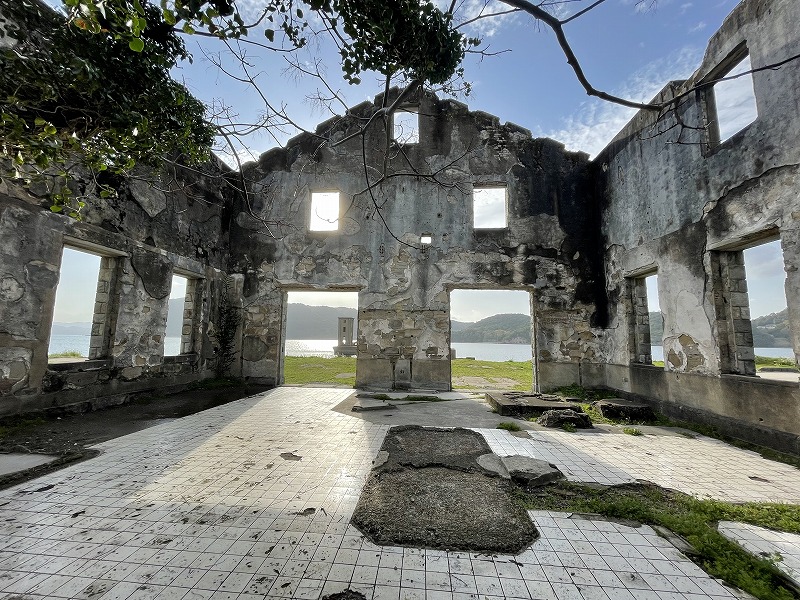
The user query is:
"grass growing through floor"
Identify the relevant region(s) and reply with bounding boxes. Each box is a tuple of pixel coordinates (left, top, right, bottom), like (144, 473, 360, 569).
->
(521, 481, 800, 600)
(496, 422, 522, 432)
(283, 356, 356, 387)
(451, 358, 532, 391)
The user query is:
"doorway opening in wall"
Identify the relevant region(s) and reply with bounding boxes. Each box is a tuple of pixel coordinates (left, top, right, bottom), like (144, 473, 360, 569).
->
(282, 290, 359, 387)
(449, 289, 533, 391)
(48, 247, 103, 363)
(742, 240, 792, 379)
(164, 274, 189, 356)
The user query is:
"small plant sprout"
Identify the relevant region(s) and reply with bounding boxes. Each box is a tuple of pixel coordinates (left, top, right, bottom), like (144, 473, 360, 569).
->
(497, 422, 522, 432)
(623, 427, 643, 436)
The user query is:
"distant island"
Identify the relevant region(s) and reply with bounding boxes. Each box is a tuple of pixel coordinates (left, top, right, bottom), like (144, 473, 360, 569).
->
(49, 303, 793, 348)
(649, 308, 791, 348)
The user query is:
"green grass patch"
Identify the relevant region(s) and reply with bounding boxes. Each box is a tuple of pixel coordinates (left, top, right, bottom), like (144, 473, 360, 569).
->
(283, 356, 356, 387)
(451, 358, 532, 390)
(561, 423, 577, 432)
(623, 427, 643, 436)
(496, 421, 522, 432)
(48, 350, 84, 358)
(521, 481, 800, 600)
(755, 356, 797, 370)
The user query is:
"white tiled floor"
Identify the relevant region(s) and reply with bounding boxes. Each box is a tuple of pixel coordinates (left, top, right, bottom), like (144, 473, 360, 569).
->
(0, 387, 796, 599)
(718, 521, 800, 587)
(477, 428, 800, 503)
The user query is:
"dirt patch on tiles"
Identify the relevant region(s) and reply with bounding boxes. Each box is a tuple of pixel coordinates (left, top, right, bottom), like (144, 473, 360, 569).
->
(351, 425, 538, 554)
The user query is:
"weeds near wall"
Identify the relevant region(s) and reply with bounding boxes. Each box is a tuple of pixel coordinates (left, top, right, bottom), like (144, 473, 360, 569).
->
(521, 481, 800, 600)
(215, 278, 242, 378)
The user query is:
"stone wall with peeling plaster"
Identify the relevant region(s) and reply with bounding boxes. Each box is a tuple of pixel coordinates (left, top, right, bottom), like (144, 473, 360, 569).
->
(231, 89, 604, 390)
(598, 0, 800, 453)
(0, 162, 233, 417)
(1, 0, 799, 454)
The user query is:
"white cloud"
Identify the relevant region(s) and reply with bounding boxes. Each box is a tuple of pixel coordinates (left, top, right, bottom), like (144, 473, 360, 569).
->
(713, 55, 758, 142)
(450, 289, 531, 322)
(542, 45, 703, 157)
(439, 0, 521, 37)
(288, 291, 359, 309)
(689, 21, 707, 33)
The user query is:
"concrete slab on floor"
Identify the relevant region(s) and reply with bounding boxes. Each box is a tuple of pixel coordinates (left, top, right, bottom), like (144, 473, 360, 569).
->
(0, 453, 59, 477)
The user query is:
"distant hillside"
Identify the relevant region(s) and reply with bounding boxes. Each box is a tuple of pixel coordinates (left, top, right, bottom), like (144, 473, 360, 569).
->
(752, 308, 791, 347)
(286, 303, 358, 339)
(648, 309, 791, 348)
(649, 312, 664, 344)
(51, 321, 92, 336)
(451, 313, 531, 344)
(52, 298, 188, 337)
(51, 304, 794, 348)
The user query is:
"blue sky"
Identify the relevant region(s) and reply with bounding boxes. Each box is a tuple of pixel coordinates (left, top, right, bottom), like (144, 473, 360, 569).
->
(51, 0, 788, 324)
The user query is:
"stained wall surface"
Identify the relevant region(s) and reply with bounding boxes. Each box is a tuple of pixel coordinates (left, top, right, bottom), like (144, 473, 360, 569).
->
(1, 0, 799, 454)
(0, 163, 233, 416)
(598, 0, 800, 452)
(231, 90, 602, 390)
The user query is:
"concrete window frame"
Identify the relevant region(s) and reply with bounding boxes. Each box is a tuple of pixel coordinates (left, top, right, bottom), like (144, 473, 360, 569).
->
(392, 108, 419, 145)
(309, 190, 340, 232)
(57, 238, 128, 363)
(700, 42, 759, 154)
(472, 185, 508, 230)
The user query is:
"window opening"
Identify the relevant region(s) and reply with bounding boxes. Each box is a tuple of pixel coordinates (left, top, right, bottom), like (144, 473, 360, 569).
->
(710, 53, 758, 144)
(742, 240, 790, 379)
(420, 234, 432, 245)
(164, 274, 191, 356)
(630, 273, 661, 365)
(473, 186, 507, 229)
(449, 289, 533, 390)
(310, 191, 340, 231)
(49, 247, 104, 362)
(393, 109, 419, 144)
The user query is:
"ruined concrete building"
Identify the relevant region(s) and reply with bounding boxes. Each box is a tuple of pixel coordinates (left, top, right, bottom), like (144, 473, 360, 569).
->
(1, 0, 799, 453)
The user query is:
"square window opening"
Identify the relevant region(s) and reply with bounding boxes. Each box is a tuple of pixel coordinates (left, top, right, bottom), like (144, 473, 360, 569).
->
(473, 186, 508, 229)
(708, 52, 758, 145)
(310, 191, 340, 231)
(49, 247, 107, 362)
(393, 109, 419, 145)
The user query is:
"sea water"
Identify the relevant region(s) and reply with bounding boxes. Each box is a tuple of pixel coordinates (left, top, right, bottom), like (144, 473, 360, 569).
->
(49, 335, 795, 363)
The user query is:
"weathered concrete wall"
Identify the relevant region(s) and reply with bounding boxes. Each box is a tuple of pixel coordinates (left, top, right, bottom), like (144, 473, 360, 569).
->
(598, 0, 800, 452)
(0, 163, 233, 417)
(232, 90, 603, 390)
